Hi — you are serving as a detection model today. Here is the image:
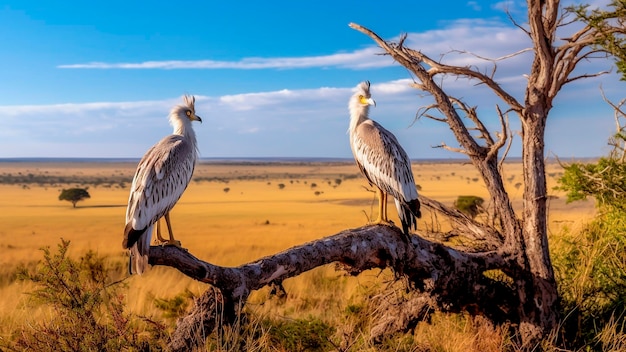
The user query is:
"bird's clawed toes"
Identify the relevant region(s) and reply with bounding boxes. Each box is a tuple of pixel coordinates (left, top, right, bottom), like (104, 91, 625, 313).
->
(371, 219, 395, 228)
(161, 239, 183, 248)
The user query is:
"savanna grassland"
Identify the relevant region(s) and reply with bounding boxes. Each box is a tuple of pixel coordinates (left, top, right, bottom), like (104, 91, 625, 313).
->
(0, 159, 596, 351)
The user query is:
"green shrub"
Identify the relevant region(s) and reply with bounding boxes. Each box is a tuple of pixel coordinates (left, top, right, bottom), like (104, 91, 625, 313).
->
(268, 316, 335, 352)
(3, 239, 167, 351)
(553, 210, 626, 350)
(454, 195, 484, 219)
(154, 289, 196, 322)
(555, 157, 626, 210)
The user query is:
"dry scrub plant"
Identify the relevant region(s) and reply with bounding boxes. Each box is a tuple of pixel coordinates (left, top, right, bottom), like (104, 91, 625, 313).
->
(2, 240, 168, 352)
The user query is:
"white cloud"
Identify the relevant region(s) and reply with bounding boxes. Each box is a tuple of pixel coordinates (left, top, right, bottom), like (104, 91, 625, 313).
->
(57, 19, 531, 72)
(53, 12, 615, 100)
(492, 1, 520, 13)
(219, 89, 299, 111)
(0, 72, 619, 159)
(57, 47, 393, 70)
(370, 79, 415, 95)
(400, 20, 532, 71)
(0, 99, 169, 117)
(0, 96, 213, 154)
(467, 1, 482, 11)
(238, 127, 261, 134)
(0, 82, 422, 158)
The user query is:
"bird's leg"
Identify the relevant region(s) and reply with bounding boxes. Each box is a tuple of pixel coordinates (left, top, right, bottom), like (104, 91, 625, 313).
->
(163, 212, 182, 247)
(156, 218, 167, 242)
(382, 191, 389, 222)
(373, 187, 393, 226)
(374, 187, 384, 223)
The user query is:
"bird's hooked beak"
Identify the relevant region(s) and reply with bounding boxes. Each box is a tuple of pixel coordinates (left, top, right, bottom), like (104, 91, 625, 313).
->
(185, 109, 203, 123)
(360, 96, 376, 107)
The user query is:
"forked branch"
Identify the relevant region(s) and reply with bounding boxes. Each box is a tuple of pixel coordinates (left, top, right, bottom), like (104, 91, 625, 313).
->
(419, 195, 504, 249)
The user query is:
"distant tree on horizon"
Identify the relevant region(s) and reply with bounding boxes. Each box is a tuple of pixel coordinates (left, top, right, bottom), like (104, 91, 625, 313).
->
(58, 188, 90, 208)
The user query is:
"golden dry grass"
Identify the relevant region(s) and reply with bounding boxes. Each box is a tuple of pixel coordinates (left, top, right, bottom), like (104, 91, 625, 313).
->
(0, 160, 596, 347)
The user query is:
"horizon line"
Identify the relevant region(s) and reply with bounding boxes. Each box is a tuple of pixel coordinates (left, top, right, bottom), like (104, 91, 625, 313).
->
(0, 156, 598, 164)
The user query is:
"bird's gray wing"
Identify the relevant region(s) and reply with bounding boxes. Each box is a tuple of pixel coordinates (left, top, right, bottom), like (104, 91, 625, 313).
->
(352, 120, 418, 203)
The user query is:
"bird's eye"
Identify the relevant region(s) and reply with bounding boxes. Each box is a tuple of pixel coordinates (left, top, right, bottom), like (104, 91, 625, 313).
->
(186, 110, 192, 117)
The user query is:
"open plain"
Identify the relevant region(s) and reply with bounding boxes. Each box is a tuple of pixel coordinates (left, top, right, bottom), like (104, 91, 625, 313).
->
(0, 159, 595, 346)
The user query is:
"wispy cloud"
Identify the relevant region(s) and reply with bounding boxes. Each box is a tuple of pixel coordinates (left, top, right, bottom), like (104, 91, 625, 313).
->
(0, 96, 213, 148)
(492, 1, 520, 13)
(218, 86, 354, 112)
(0, 74, 619, 159)
(57, 47, 393, 70)
(56, 19, 533, 72)
(466, 1, 482, 11)
(0, 99, 183, 117)
(0, 81, 423, 158)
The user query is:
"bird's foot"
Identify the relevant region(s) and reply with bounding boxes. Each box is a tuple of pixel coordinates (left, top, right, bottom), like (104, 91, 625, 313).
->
(160, 239, 183, 248)
(371, 219, 395, 228)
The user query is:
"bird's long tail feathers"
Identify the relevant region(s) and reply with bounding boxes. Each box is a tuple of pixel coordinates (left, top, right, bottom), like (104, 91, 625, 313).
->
(396, 198, 422, 240)
(128, 225, 153, 275)
(409, 198, 422, 219)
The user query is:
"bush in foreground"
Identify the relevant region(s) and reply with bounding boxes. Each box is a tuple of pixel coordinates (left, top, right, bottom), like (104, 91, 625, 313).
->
(3, 239, 167, 352)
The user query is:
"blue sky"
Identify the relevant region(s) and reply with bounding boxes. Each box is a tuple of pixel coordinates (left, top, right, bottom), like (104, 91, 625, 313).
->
(0, 1, 622, 159)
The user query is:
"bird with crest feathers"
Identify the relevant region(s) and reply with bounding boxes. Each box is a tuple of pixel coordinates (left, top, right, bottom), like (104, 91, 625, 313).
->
(348, 81, 421, 240)
(122, 95, 202, 275)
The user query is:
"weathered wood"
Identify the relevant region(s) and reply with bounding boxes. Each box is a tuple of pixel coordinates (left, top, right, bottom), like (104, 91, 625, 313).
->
(167, 287, 227, 352)
(150, 224, 513, 351)
(418, 196, 504, 249)
(369, 291, 435, 343)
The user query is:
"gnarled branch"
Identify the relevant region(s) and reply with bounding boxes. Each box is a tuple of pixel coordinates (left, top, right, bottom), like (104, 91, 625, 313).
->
(419, 195, 504, 250)
(152, 225, 513, 351)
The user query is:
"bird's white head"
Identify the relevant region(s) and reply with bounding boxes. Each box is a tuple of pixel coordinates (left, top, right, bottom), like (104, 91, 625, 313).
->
(349, 81, 376, 128)
(169, 95, 202, 136)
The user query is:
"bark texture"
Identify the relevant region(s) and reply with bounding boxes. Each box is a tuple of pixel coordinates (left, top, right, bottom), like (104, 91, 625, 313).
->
(154, 222, 514, 351)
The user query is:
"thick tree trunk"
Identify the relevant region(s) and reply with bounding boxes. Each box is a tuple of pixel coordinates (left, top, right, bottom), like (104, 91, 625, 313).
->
(514, 0, 561, 343)
(517, 112, 559, 345)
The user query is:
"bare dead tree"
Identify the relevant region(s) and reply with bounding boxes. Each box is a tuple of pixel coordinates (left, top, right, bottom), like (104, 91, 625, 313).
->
(140, 1, 622, 350)
(347, 0, 616, 346)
